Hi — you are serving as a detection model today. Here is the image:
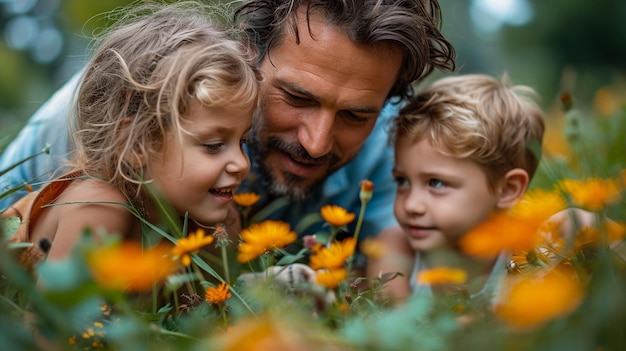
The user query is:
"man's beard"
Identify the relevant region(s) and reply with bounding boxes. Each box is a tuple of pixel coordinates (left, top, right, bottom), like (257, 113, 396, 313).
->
(247, 128, 342, 202)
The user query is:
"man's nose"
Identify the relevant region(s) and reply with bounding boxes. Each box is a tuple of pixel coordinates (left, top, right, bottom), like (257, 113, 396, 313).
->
(297, 110, 334, 158)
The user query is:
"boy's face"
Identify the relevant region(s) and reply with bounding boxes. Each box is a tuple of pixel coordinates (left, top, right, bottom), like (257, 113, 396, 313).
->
(392, 136, 500, 253)
(147, 100, 253, 227)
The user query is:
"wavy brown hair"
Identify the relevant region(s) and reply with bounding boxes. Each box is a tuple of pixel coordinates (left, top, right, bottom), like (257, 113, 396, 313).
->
(235, 0, 455, 102)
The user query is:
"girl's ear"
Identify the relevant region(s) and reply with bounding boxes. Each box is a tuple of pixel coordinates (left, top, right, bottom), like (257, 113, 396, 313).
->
(119, 117, 147, 169)
(496, 168, 529, 209)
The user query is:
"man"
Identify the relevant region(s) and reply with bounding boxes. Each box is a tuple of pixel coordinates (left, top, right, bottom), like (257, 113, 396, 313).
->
(0, 1, 455, 245)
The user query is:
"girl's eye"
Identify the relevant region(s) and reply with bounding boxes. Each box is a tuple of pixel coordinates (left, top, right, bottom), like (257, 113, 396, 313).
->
(428, 178, 446, 189)
(204, 143, 223, 153)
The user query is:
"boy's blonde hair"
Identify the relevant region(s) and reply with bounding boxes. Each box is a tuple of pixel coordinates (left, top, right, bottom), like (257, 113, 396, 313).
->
(71, 1, 260, 205)
(390, 74, 545, 190)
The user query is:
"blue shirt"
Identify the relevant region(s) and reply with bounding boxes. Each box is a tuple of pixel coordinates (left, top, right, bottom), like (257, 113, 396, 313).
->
(0, 72, 400, 240)
(0, 72, 80, 209)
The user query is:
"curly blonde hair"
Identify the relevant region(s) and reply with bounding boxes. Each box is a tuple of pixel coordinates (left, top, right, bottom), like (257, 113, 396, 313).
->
(70, 1, 260, 206)
(390, 73, 545, 190)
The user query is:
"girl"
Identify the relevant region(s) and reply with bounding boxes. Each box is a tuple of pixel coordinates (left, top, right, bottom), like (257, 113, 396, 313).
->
(2, 1, 260, 269)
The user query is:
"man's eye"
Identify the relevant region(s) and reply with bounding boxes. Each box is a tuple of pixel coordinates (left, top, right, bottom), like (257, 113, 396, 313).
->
(285, 92, 309, 105)
(342, 111, 371, 126)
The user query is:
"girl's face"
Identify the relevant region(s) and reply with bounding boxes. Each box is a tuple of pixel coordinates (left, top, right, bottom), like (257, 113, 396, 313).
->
(392, 136, 500, 253)
(147, 99, 253, 226)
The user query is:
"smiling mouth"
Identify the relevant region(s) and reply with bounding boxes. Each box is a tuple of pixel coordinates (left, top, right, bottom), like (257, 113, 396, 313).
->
(209, 188, 235, 196)
(406, 225, 437, 238)
(280, 151, 325, 178)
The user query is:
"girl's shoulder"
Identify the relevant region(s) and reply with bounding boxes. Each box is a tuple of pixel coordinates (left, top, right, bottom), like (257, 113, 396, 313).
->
(35, 173, 140, 260)
(59, 175, 129, 205)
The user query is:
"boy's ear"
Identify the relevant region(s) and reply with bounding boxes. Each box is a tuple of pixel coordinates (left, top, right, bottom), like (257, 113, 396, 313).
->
(496, 168, 529, 209)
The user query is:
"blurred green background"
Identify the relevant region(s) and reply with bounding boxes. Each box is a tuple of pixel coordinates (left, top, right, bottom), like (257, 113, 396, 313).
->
(0, 0, 625, 145)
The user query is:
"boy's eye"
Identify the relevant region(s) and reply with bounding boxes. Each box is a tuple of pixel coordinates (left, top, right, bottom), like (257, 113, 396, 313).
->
(428, 179, 446, 188)
(393, 176, 409, 187)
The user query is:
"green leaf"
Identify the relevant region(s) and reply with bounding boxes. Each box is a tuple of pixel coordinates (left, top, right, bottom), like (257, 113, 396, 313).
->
(275, 248, 308, 265)
(1, 216, 20, 239)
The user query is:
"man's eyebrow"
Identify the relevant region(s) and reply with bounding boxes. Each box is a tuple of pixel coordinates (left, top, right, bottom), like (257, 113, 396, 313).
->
(277, 78, 381, 114)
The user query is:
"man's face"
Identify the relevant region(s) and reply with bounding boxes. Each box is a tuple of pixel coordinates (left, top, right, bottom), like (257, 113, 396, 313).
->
(248, 10, 403, 200)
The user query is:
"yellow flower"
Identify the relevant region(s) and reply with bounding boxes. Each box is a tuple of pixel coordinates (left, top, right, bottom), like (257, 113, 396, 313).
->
(359, 238, 387, 260)
(316, 268, 348, 289)
(205, 282, 232, 305)
(233, 192, 261, 207)
(309, 237, 356, 270)
(171, 228, 215, 266)
(320, 205, 355, 227)
(87, 242, 178, 292)
(495, 268, 584, 329)
(237, 220, 297, 263)
(559, 177, 622, 211)
(416, 267, 467, 286)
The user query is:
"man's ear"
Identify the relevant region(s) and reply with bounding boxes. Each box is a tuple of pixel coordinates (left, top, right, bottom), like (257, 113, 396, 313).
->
(496, 168, 529, 209)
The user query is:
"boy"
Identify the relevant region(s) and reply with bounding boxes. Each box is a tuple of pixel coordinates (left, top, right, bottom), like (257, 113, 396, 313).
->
(369, 73, 545, 302)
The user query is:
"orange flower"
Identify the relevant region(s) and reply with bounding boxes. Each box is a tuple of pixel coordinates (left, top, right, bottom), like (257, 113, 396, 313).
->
(495, 268, 584, 329)
(577, 221, 626, 247)
(171, 228, 214, 266)
(510, 189, 568, 223)
(559, 177, 622, 211)
(416, 267, 467, 286)
(316, 268, 347, 289)
(309, 237, 356, 270)
(359, 179, 374, 204)
(237, 220, 297, 263)
(359, 238, 387, 260)
(214, 312, 329, 351)
(461, 189, 569, 259)
(320, 205, 355, 227)
(87, 242, 178, 292)
(205, 282, 232, 305)
(460, 212, 541, 259)
(233, 192, 261, 207)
